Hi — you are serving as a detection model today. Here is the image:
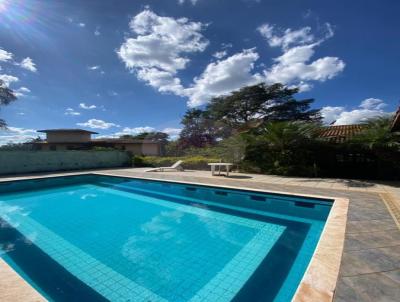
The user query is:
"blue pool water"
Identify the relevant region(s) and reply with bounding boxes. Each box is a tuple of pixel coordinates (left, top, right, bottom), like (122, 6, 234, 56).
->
(0, 175, 332, 302)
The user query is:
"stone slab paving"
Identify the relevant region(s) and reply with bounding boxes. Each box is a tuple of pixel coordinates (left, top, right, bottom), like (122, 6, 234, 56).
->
(1, 168, 400, 301)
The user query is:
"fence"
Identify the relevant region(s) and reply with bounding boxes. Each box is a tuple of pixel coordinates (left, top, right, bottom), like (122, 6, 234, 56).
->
(0, 150, 131, 175)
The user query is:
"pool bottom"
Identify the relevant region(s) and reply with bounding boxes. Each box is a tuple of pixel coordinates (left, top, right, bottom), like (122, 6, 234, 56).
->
(0, 176, 328, 302)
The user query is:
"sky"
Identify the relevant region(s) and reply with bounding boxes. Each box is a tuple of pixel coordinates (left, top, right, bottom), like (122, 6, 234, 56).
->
(0, 0, 399, 144)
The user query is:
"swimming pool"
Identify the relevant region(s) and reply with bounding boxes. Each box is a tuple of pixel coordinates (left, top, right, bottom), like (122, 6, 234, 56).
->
(0, 174, 334, 302)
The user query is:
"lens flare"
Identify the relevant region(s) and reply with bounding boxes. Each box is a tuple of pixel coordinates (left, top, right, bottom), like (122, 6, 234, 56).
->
(0, 0, 65, 45)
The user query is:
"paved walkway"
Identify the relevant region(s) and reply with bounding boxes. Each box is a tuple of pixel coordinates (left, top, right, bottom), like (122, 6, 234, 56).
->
(1, 168, 400, 301)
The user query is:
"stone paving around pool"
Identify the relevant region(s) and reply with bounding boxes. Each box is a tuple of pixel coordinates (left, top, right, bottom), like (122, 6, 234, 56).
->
(1, 168, 400, 302)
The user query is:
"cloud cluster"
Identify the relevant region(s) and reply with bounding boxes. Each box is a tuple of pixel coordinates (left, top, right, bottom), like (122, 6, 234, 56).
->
(0, 47, 36, 98)
(321, 98, 390, 125)
(118, 10, 345, 107)
(77, 119, 119, 129)
(118, 9, 208, 96)
(0, 127, 41, 146)
(259, 23, 344, 91)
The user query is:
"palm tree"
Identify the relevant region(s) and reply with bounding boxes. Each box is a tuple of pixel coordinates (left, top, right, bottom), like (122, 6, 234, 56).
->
(350, 116, 399, 149)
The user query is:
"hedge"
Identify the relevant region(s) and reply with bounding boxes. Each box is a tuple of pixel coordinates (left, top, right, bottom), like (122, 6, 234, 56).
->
(133, 156, 221, 170)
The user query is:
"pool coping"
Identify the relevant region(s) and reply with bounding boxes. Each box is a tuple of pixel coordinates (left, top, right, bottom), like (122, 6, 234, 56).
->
(0, 172, 349, 302)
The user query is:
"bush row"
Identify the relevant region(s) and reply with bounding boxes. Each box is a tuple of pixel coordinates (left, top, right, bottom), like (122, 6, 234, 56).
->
(133, 156, 222, 170)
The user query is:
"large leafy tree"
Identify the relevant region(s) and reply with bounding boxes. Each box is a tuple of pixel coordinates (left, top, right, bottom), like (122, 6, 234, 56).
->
(207, 83, 321, 129)
(178, 82, 321, 149)
(0, 80, 17, 128)
(178, 109, 218, 148)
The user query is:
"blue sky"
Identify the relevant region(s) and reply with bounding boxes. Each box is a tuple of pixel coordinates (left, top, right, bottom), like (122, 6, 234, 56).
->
(0, 0, 399, 144)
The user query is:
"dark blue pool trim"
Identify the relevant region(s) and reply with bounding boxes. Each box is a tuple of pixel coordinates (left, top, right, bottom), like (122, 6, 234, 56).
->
(0, 219, 107, 302)
(0, 173, 334, 205)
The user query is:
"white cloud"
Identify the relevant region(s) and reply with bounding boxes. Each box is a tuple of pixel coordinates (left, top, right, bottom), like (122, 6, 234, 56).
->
(88, 65, 100, 70)
(94, 26, 101, 36)
(14, 87, 31, 98)
(119, 11, 344, 107)
(0, 127, 41, 146)
(0, 48, 13, 62)
(260, 23, 344, 92)
(212, 50, 228, 59)
(162, 127, 181, 140)
(64, 108, 81, 116)
(19, 57, 37, 72)
(136, 68, 185, 95)
(321, 98, 390, 125)
(258, 24, 314, 50)
(185, 48, 261, 107)
(108, 91, 119, 97)
(77, 119, 119, 129)
(115, 126, 156, 136)
(79, 103, 97, 110)
(0, 74, 19, 86)
(359, 98, 386, 110)
(79, 23, 85, 28)
(178, 0, 199, 5)
(117, 9, 208, 95)
(320, 106, 345, 125)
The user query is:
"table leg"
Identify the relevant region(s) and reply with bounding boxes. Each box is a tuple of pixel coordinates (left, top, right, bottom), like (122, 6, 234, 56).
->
(211, 166, 215, 176)
(226, 165, 230, 177)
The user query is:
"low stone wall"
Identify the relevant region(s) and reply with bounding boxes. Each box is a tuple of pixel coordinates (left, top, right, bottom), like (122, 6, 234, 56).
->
(0, 151, 131, 175)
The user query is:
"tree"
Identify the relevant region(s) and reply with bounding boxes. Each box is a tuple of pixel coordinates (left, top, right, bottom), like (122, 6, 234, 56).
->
(120, 132, 169, 143)
(350, 116, 399, 149)
(206, 83, 321, 130)
(0, 79, 17, 128)
(244, 121, 321, 175)
(178, 109, 218, 148)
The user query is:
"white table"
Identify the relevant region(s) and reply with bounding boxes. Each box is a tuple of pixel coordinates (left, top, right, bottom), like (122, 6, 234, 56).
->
(208, 163, 233, 176)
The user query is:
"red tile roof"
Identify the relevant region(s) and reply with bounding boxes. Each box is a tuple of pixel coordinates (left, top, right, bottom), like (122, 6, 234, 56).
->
(319, 124, 365, 143)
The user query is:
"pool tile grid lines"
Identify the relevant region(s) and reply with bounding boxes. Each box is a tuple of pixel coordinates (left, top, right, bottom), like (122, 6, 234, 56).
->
(2, 168, 399, 301)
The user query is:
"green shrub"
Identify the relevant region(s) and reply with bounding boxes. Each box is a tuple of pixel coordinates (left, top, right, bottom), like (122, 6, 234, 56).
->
(132, 155, 221, 170)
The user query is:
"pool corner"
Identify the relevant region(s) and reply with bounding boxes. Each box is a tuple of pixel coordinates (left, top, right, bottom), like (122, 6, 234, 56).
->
(292, 197, 349, 302)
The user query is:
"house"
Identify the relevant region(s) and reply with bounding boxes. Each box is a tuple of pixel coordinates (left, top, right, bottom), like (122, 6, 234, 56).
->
(29, 129, 164, 156)
(318, 124, 365, 143)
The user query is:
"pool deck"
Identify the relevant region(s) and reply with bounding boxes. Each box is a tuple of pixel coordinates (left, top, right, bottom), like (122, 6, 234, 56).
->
(1, 168, 400, 302)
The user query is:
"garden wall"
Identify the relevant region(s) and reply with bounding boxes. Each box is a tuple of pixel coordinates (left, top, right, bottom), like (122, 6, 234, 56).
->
(0, 150, 131, 175)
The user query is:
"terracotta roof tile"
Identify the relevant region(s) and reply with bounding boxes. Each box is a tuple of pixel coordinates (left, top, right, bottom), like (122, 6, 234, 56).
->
(319, 124, 365, 143)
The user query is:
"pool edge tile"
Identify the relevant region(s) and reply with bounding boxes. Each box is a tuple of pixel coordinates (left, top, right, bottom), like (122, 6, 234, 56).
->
(292, 197, 349, 302)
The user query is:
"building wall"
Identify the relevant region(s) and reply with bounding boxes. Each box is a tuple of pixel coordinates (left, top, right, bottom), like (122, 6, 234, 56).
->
(122, 143, 160, 156)
(0, 150, 130, 175)
(46, 132, 91, 143)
